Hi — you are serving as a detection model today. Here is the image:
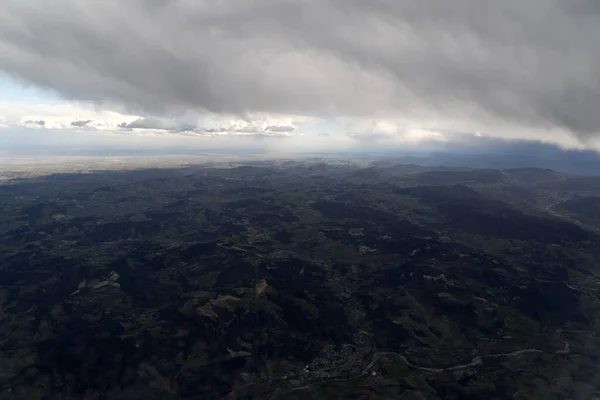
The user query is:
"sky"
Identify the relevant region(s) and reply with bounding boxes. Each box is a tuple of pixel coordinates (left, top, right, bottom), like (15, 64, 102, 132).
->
(1, 0, 600, 154)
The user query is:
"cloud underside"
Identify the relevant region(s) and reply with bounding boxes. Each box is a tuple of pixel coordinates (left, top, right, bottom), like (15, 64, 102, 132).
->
(117, 116, 297, 134)
(70, 119, 92, 127)
(0, 101, 309, 138)
(1, 0, 600, 141)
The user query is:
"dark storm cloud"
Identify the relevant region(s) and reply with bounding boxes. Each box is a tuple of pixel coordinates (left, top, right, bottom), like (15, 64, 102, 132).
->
(70, 119, 92, 127)
(2, 1, 600, 138)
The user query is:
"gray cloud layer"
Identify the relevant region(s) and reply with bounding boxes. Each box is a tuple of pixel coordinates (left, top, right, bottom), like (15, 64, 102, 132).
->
(70, 119, 92, 127)
(265, 125, 295, 133)
(25, 120, 45, 126)
(1, 1, 600, 138)
(118, 117, 180, 130)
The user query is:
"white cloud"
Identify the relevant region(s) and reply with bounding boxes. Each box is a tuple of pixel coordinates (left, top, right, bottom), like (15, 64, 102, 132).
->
(338, 115, 585, 150)
(0, 101, 139, 130)
(0, 101, 320, 135)
(118, 116, 181, 130)
(0, 99, 594, 153)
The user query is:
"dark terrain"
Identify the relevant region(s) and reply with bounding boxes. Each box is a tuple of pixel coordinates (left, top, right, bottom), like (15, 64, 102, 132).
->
(1, 159, 600, 399)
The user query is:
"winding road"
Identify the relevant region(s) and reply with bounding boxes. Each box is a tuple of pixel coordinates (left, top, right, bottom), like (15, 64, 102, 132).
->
(268, 346, 552, 399)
